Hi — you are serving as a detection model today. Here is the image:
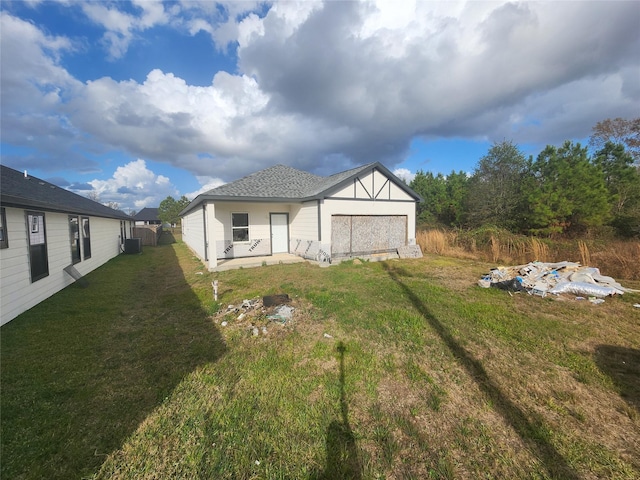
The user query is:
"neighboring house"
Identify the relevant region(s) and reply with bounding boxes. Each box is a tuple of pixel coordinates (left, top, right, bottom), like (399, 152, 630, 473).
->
(180, 162, 421, 270)
(133, 207, 162, 226)
(0, 165, 134, 326)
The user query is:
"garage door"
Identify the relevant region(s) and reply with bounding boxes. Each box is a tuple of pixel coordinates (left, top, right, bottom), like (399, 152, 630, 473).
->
(331, 215, 407, 258)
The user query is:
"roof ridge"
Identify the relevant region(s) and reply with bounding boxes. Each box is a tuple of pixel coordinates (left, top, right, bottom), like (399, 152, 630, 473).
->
(0, 164, 131, 220)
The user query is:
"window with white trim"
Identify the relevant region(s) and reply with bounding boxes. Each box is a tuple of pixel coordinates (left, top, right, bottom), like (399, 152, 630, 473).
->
(0, 207, 7, 249)
(82, 217, 91, 259)
(232, 213, 249, 242)
(27, 211, 49, 282)
(69, 216, 81, 264)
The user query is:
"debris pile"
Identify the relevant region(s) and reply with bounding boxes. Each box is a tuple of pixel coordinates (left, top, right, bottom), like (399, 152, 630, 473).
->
(215, 294, 296, 336)
(478, 261, 636, 299)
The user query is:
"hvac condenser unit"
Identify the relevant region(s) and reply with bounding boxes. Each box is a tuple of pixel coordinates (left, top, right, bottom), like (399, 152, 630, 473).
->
(124, 238, 142, 254)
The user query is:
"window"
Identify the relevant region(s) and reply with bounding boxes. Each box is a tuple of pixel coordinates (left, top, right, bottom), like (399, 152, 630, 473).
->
(232, 213, 249, 242)
(69, 216, 81, 264)
(120, 220, 127, 245)
(26, 211, 48, 282)
(0, 207, 7, 249)
(82, 217, 91, 259)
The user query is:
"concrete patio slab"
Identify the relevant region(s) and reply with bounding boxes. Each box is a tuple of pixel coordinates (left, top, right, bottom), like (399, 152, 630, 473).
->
(212, 253, 308, 272)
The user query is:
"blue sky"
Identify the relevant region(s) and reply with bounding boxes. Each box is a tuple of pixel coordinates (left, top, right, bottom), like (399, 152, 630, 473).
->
(1, 1, 638, 212)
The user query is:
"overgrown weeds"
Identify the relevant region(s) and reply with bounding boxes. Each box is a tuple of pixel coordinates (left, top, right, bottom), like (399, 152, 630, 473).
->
(417, 227, 640, 280)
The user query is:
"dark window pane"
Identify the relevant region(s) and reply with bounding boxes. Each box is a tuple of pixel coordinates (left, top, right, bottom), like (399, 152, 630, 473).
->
(233, 228, 249, 242)
(232, 213, 249, 227)
(82, 217, 91, 259)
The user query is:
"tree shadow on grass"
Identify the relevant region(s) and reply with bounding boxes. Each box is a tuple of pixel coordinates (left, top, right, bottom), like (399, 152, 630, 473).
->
(311, 341, 363, 480)
(594, 345, 640, 412)
(0, 241, 226, 479)
(381, 262, 580, 480)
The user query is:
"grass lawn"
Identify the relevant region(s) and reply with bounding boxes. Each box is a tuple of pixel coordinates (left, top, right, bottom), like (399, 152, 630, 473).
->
(2, 233, 639, 479)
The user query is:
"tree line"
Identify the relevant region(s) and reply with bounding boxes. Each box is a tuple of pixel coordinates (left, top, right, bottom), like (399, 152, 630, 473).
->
(409, 117, 640, 237)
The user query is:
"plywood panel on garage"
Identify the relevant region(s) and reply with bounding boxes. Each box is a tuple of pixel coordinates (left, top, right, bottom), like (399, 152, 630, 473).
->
(331, 215, 407, 258)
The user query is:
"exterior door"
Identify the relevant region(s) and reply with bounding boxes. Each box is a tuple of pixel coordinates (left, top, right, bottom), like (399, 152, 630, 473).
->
(270, 213, 289, 253)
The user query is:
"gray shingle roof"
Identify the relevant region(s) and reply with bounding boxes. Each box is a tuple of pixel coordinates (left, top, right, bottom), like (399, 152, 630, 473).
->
(203, 164, 324, 198)
(0, 165, 131, 220)
(181, 162, 421, 216)
(134, 207, 160, 221)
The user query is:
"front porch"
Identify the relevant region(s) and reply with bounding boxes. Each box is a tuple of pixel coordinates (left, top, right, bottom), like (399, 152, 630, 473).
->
(212, 253, 308, 272)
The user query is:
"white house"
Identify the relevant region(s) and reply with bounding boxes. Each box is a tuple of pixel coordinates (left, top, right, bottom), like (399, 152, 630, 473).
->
(0, 165, 134, 325)
(180, 162, 421, 270)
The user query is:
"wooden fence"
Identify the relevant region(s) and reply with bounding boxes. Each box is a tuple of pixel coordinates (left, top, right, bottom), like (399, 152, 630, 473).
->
(132, 225, 163, 246)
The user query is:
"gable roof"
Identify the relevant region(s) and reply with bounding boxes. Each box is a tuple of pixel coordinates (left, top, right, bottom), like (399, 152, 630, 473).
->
(181, 162, 421, 216)
(0, 165, 131, 220)
(134, 207, 160, 221)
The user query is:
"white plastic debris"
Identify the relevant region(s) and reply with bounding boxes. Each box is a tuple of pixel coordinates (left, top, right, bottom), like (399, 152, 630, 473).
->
(549, 281, 623, 298)
(479, 261, 635, 299)
(274, 305, 294, 319)
(323, 333, 333, 338)
(221, 321, 228, 327)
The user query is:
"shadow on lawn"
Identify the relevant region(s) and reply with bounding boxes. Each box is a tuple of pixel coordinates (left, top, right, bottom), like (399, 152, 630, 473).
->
(0, 240, 226, 479)
(311, 341, 363, 480)
(382, 262, 580, 480)
(594, 345, 640, 412)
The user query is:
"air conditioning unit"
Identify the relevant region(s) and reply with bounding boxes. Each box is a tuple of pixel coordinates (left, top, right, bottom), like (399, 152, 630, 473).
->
(124, 238, 142, 254)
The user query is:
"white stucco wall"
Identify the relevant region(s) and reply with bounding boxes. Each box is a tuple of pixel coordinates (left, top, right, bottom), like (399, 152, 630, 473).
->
(0, 207, 126, 326)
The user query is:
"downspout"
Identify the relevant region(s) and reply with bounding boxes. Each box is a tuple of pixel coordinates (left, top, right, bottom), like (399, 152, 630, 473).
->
(317, 199, 322, 241)
(202, 204, 208, 262)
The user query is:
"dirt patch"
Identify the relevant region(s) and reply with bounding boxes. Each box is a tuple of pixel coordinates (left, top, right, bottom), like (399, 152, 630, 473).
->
(212, 295, 325, 341)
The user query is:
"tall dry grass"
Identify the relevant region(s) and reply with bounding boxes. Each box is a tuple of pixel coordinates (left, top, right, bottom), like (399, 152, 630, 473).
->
(530, 238, 549, 262)
(416, 229, 448, 255)
(416, 228, 640, 280)
(490, 235, 500, 263)
(577, 240, 591, 266)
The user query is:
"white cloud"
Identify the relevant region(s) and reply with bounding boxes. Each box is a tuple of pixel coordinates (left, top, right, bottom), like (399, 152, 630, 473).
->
(1, 1, 638, 188)
(87, 159, 179, 210)
(393, 168, 415, 184)
(186, 175, 226, 200)
(81, 0, 169, 59)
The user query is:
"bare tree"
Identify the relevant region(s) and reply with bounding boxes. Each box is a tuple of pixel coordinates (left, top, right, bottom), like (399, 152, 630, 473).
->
(86, 191, 101, 203)
(589, 117, 640, 163)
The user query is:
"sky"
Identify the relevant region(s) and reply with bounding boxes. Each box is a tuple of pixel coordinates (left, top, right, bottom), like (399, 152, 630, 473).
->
(1, 0, 638, 213)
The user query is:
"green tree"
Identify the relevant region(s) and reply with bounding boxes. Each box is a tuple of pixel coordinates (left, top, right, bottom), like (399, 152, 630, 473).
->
(409, 170, 468, 227)
(158, 196, 191, 228)
(593, 142, 640, 236)
(410, 170, 447, 226)
(442, 170, 469, 226)
(465, 140, 527, 229)
(523, 141, 610, 235)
